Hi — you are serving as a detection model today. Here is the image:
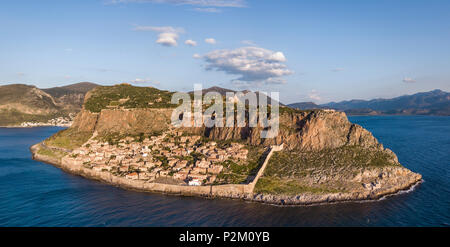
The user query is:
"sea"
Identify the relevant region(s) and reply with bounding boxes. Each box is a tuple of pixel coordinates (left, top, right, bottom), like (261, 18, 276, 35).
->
(0, 116, 448, 226)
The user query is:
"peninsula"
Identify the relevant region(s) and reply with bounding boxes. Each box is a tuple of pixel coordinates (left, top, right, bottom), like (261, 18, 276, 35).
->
(30, 84, 422, 205)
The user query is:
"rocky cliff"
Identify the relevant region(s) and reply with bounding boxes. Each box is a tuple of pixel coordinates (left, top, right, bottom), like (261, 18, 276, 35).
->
(207, 110, 383, 151)
(69, 107, 381, 152)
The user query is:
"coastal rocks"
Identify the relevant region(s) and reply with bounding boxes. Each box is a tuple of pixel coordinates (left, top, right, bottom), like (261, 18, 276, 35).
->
(251, 171, 421, 206)
(362, 181, 381, 190)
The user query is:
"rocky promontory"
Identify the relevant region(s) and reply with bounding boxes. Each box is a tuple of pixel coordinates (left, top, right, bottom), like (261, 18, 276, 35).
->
(30, 84, 422, 205)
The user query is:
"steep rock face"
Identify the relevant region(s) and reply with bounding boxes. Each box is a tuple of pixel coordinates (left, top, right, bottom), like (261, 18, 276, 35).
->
(70, 108, 172, 135)
(68, 84, 383, 153)
(95, 109, 172, 135)
(70, 107, 383, 153)
(70, 110, 99, 133)
(207, 110, 382, 152)
(293, 111, 380, 150)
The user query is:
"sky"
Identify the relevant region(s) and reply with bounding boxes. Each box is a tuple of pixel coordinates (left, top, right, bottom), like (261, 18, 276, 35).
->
(1, 0, 449, 104)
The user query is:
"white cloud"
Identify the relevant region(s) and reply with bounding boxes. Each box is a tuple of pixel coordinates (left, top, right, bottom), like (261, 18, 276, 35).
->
(241, 40, 256, 45)
(402, 77, 416, 83)
(157, 32, 179, 46)
(107, 0, 246, 8)
(185, 39, 197, 46)
(192, 53, 202, 59)
(268, 52, 286, 62)
(203, 46, 293, 85)
(308, 90, 321, 101)
(133, 25, 184, 47)
(130, 78, 161, 86)
(205, 38, 216, 44)
(193, 7, 221, 13)
(133, 26, 184, 33)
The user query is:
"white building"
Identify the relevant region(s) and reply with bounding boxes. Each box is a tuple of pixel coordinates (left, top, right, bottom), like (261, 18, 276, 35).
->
(188, 179, 202, 186)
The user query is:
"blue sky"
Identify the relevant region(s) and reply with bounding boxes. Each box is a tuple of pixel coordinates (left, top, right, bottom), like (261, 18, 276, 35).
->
(1, 0, 449, 104)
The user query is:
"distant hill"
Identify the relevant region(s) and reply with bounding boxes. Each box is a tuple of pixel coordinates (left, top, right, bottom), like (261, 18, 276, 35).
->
(0, 82, 98, 126)
(43, 82, 98, 98)
(43, 82, 98, 110)
(189, 86, 284, 106)
(288, 89, 450, 116)
(189, 86, 238, 96)
(288, 102, 323, 110)
(0, 84, 59, 114)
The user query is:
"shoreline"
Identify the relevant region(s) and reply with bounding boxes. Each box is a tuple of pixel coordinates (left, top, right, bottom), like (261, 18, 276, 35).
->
(0, 125, 71, 128)
(30, 143, 423, 206)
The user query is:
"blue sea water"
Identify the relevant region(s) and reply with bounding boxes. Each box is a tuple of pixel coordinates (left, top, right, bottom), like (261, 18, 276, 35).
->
(0, 116, 448, 226)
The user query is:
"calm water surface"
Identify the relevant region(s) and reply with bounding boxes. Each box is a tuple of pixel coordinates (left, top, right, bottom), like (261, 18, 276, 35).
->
(0, 116, 448, 226)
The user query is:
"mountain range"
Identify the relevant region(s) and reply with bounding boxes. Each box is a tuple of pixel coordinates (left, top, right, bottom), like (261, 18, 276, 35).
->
(288, 89, 450, 116)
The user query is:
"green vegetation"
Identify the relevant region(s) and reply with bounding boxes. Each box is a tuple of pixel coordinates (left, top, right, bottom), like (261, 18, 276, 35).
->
(44, 128, 93, 150)
(253, 146, 399, 195)
(154, 155, 170, 168)
(255, 177, 341, 195)
(37, 146, 68, 160)
(278, 106, 311, 115)
(264, 146, 398, 179)
(189, 151, 205, 164)
(84, 84, 176, 113)
(215, 145, 266, 185)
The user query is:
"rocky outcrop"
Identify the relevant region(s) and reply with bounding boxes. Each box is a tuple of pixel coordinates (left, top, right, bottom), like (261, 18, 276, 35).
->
(207, 110, 382, 151)
(95, 109, 172, 135)
(69, 108, 172, 135)
(29, 85, 422, 206)
(68, 88, 386, 154)
(70, 110, 99, 132)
